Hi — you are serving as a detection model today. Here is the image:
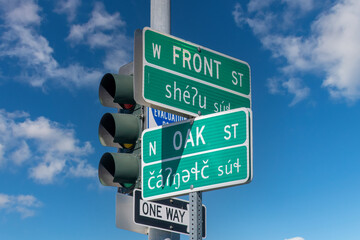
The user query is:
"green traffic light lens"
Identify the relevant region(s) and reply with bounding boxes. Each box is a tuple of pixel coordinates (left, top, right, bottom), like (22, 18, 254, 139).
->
(121, 183, 135, 189)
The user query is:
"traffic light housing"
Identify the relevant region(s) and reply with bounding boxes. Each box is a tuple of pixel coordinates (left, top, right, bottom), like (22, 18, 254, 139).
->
(98, 67, 143, 192)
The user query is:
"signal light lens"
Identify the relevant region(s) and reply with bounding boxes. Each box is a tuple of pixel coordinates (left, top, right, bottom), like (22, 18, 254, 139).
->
(121, 143, 135, 150)
(121, 104, 135, 110)
(121, 183, 135, 189)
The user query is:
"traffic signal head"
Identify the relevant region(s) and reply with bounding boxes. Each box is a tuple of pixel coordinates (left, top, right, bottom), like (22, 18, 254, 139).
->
(98, 152, 140, 188)
(99, 112, 140, 149)
(99, 73, 135, 110)
(98, 70, 143, 192)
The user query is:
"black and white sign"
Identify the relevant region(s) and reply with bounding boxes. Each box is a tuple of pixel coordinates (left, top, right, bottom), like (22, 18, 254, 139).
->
(133, 189, 206, 237)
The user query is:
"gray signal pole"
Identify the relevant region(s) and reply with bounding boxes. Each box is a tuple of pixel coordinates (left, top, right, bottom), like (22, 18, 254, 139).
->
(148, 1, 179, 240)
(149, 1, 203, 239)
(151, 0, 170, 34)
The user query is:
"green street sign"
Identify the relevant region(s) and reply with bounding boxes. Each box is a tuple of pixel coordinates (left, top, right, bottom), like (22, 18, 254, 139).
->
(141, 108, 252, 200)
(134, 27, 251, 118)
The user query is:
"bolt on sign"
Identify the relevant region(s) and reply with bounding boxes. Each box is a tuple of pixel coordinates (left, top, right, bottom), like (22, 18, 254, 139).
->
(134, 27, 251, 118)
(141, 108, 253, 200)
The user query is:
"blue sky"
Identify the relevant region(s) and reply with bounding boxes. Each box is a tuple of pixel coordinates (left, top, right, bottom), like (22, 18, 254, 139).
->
(1, 0, 360, 239)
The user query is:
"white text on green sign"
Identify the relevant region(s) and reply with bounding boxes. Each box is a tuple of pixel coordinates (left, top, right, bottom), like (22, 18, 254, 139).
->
(134, 27, 251, 117)
(141, 108, 252, 200)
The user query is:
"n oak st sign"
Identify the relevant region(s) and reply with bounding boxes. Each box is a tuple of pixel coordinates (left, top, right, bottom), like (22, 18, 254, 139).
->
(134, 27, 251, 117)
(141, 108, 252, 200)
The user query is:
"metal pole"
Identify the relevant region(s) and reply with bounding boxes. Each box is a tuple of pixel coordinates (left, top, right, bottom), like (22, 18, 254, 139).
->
(148, 228, 179, 240)
(148, 1, 178, 240)
(151, 0, 171, 34)
(189, 191, 202, 240)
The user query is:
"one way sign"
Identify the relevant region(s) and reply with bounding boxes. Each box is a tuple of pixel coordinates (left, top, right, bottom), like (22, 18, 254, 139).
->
(133, 190, 206, 237)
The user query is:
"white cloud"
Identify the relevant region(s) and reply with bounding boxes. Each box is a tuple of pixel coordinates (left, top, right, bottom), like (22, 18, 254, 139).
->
(267, 77, 284, 95)
(17, 195, 42, 207)
(29, 158, 66, 183)
(0, 144, 5, 166)
(283, 78, 310, 106)
(0, 0, 102, 89)
(282, 0, 314, 12)
(10, 141, 31, 165)
(234, 0, 315, 35)
(67, 2, 125, 43)
(261, 35, 315, 72)
(247, 0, 275, 13)
(1, 0, 41, 26)
(233, 2, 277, 36)
(285, 237, 305, 240)
(103, 47, 131, 71)
(312, 0, 360, 101)
(247, 12, 276, 36)
(233, 3, 246, 27)
(0, 193, 42, 218)
(267, 77, 310, 105)
(69, 160, 97, 178)
(0, 193, 9, 207)
(67, 2, 132, 71)
(234, 0, 360, 104)
(54, 0, 81, 22)
(0, 109, 96, 184)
